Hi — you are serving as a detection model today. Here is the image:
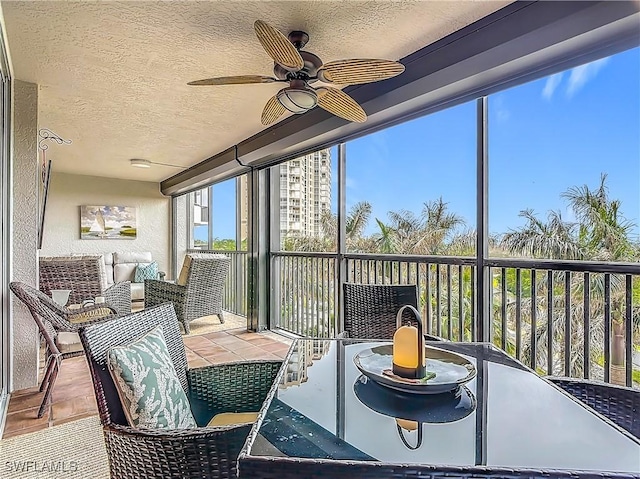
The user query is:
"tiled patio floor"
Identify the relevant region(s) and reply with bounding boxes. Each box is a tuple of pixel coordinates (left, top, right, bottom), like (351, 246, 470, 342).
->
(2, 314, 292, 439)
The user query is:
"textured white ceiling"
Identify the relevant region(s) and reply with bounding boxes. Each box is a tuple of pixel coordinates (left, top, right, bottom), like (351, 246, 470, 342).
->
(2, 1, 510, 183)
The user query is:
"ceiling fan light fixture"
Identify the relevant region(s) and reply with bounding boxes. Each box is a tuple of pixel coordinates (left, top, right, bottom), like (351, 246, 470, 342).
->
(130, 159, 152, 168)
(277, 86, 318, 114)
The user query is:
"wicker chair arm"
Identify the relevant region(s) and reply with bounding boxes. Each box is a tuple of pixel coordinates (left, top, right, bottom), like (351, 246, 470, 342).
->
(144, 279, 185, 306)
(188, 360, 282, 426)
(103, 422, 252, 479)
(104, 281, 132, 315)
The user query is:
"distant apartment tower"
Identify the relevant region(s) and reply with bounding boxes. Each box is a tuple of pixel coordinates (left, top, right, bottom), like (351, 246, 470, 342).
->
(189, 150, 330, 247)
(279, 149, 332, 238)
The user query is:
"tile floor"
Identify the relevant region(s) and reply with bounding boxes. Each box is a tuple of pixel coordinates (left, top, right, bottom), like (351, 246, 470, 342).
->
(3, 316, 292, 439)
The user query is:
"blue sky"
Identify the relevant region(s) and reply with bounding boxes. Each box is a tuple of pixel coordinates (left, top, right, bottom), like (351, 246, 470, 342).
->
(200, 47, 639, 242)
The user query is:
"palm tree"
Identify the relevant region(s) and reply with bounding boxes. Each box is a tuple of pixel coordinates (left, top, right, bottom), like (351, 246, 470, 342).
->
(500, 174, 638, 384)
(501, 209, 583, 259)
(374, 197, 465, 255)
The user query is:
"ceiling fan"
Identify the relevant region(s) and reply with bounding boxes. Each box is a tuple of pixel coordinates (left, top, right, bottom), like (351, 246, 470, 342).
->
(188, 20, 405, 126)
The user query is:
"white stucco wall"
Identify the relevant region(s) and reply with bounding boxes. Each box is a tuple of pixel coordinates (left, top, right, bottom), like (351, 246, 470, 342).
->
(39, 172, 171, 276)
(11, 80, 39, 390)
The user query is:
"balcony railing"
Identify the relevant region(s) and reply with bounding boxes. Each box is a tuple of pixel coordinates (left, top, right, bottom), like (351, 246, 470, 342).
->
(189, 248, 638, 387)
(274, 252, 338, 338)
(271, 252, 639, 388)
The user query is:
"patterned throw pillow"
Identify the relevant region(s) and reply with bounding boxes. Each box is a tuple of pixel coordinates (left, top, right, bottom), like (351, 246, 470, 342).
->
(134, 261, 158, 282)
(107, 326, 197, 429)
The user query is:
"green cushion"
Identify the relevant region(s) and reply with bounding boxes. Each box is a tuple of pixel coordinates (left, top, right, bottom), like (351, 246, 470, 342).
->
(134, 261, 158, 282)
(107, 325, 197, 429)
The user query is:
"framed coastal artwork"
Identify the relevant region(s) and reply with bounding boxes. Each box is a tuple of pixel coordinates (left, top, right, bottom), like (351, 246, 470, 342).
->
(80, 205, 137, 239)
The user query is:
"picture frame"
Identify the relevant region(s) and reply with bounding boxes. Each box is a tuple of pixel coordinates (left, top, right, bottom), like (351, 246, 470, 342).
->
(80, 205, 137, 239)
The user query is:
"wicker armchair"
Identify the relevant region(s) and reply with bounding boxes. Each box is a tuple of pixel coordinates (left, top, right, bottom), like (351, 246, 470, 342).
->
(548, 377, 639, 439)
(9, 281, 118, 417)
(342, 283, 443, 341)
(39, 255, 131, 315)
(79, 303, 282, 479)
(144, 253, 231, 333)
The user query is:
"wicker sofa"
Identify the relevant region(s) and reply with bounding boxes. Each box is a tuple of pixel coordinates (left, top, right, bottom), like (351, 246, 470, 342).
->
(102, 252, 164, 302)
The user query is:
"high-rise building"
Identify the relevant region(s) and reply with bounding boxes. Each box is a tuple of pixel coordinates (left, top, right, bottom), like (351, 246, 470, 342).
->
(278, 149, 332, 238)
(189, 149, 331, 248)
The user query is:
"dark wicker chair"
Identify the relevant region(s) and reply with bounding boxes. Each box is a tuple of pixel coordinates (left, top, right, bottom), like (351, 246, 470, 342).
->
(144, 253, 231, 333)
(79, 302, 282, 479)
(39, 255, 131, 315)
(548, 376, 639, 439)
(342, 283, 443, 341)
(9, 281, 118, 417)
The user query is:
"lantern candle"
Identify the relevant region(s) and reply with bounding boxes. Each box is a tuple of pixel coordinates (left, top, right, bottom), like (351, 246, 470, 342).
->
(392, 304, 426, 379)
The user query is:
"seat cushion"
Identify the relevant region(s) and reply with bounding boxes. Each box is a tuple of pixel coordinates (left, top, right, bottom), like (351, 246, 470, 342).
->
(68, 307, 114, 323)
(107, 325, 197, 429)
(103, 253, 114, 285)
(130, 282, 145, 301)
(207, 411, 259, 427)
(114, 263, 138, 283)
(134, 262, 158, 282)
(114, 251, 153, 265)
(56, 332, 83, 355)
(176, 255, 193, 286)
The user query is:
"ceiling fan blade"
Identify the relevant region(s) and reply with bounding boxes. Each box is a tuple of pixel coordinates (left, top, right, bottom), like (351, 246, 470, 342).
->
(261, 94, 287, 126)
(188, 75, 279, 86)
(254, 20, 304, 71)
(316, 87, 366, 123)
(317, 59, 405, 85)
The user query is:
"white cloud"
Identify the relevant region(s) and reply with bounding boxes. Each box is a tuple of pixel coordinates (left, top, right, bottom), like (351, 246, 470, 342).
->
(542, 72, 563, 100)
(566, 58, 609, 97)
(492, 95, 510, 122)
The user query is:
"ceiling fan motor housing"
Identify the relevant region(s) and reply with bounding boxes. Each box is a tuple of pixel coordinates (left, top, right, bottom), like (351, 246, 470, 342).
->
(274, 43, 323, 81)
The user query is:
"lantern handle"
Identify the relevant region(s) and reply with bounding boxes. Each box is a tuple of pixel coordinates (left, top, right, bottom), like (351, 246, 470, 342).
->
(396, 422, 423, 450)
(395, 304, 425, 378)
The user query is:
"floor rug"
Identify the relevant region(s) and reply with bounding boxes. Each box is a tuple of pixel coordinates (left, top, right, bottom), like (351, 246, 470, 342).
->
(0, 416, 108, 479)
(183, 313, 246, 336)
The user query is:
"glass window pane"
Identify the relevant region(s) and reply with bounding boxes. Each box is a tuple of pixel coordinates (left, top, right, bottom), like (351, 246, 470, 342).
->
(345, 102, 477, 255)
(489, 48, 640, 261)
(272, 147, 337, 252)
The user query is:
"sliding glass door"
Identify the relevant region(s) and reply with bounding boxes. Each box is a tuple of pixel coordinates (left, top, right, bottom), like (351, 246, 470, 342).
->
(0, 26, 11, 425)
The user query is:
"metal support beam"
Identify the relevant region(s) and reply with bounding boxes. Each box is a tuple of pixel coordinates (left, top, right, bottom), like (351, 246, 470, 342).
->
(207, 185, 214, 249)
(235, 176, 244, 315)
(337, 144, 347, 335)
(269, 165, 282, 330)
(247, 168, 270, 331)
(476, 97, 490, 342)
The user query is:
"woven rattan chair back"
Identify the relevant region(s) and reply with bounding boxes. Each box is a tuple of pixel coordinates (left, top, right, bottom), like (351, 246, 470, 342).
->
(183, 254, 231, 316)
(549, 377, 639, 439)
(343, 283, 441, 340)
(40, 255, 107, 304)
(145, 253, 231, 333)
(39, 255, 131, 314)
(79, 303, 187, 427)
